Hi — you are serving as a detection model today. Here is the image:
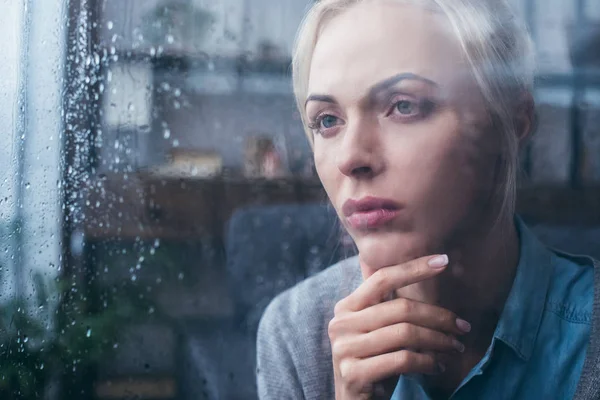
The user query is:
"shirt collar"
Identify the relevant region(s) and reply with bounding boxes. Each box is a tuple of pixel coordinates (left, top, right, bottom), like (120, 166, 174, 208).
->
(493, 216, 553, 361)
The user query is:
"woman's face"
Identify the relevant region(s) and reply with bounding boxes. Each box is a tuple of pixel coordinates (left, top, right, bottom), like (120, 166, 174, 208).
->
(306, 1, 502, 270)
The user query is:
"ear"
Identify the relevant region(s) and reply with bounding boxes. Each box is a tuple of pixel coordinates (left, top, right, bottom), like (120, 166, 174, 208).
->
(515, 91, 536, 149)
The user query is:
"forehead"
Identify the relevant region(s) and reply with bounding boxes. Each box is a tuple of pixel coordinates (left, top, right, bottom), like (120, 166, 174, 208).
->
(307, 1, 469, 98)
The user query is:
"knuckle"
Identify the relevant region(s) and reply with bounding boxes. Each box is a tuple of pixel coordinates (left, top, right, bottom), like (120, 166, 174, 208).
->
(371, 269, 390, 292)
(395, 322, 412, 339)
(442, 309, 457, 324)
(328, 317, 340, 339)
(442, 311, 459, 331)
(333, 299, 346, 316)
(405, 257, 421, 271)
(339, 359, 358, 384)
(394, 350, 411, 371)
(331, 339, 349, 359)
(328, 313, 351, 338)
(396, 298, 412, 316)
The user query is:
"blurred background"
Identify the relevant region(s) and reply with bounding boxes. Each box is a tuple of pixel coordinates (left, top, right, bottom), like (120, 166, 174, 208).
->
(0, 0, 600, 399)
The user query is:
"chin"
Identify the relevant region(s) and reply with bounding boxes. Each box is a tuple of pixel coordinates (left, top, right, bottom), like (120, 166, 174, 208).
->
(355, 231, 430, 270)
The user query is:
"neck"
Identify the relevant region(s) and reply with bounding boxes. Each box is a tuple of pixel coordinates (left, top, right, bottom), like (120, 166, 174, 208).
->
(398, 213, 520, 350)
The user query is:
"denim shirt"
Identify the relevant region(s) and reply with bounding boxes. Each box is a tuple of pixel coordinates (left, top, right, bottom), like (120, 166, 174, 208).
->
(392, 219, 594, 399)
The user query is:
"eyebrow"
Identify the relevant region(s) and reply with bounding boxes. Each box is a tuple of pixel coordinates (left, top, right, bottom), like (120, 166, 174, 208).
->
(304, 72, 439, 108)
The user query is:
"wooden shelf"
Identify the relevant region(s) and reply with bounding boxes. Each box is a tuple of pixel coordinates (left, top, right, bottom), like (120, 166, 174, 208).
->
(82, 173, 600, 241)
(83, 173, 324, 240)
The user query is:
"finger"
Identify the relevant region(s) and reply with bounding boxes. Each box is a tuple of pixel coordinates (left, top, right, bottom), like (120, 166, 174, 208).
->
(341, 254, 449, 311)
(355, 297, 471, 335)
(338, 323, 464, 359)
(339, 350, 442, 390)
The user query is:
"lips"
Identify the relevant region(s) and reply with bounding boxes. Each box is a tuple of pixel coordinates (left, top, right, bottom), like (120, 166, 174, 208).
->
(342, 196, 402, 230)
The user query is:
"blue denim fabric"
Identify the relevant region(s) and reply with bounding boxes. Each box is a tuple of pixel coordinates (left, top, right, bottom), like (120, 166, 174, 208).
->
(391, 218, 594, 400)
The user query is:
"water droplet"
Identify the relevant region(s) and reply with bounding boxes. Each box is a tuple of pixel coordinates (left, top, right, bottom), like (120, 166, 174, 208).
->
(166, 34, 174, 44)
(148, 307, 155, 314)
(23, 336, 28, 343)
(25, 183, 30, 190)
(178, 272, 184, 280)
(86, 328, 92, 338)
(163, 129, 171, 139)
(131, 274, 137, 282)
(107, 21, 113, 30)
(173, 139, 180, 147)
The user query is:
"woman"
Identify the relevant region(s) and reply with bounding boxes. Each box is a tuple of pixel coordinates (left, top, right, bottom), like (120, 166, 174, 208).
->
(257, 0, 599, 399)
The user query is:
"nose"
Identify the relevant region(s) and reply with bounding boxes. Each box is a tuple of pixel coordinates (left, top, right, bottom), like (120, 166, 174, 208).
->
(336, 117, 384, 179)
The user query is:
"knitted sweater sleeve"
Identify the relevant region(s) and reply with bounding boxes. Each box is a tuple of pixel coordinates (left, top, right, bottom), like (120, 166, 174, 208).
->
(256, 293, 307, 400)
(256, 257, 362, 400)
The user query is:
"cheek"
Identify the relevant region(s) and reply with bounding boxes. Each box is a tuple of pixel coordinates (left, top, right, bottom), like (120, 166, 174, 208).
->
(391, 117, 494, 224)
(313, 142, 337, 194)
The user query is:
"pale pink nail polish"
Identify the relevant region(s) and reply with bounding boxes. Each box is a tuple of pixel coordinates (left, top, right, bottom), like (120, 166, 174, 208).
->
(428, 254, 449, 269)
(456, 318, 472, 333)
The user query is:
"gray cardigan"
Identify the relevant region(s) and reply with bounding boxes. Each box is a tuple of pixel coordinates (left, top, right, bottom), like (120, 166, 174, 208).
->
(256, 256, 600, 399)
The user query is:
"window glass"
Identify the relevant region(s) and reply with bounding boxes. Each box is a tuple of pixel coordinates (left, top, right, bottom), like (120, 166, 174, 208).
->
(1, 0, 600, 399)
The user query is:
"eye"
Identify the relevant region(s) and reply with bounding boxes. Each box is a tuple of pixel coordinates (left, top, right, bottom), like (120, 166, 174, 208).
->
(387, 97, 435, 121)
(395, 100, 415, 115)
(320, 115, 339, 129)
(307, 113, 343, 136)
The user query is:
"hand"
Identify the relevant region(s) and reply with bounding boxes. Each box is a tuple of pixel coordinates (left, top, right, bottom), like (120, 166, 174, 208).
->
(329, 254, 471, 399)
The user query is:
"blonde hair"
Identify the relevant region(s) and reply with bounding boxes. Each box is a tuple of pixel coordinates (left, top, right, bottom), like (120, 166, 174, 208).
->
(292, 0, 535, 221)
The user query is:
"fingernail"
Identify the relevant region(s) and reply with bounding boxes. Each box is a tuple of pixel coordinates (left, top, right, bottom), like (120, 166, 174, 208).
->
(438, 362, 446, 373)
(456, 318, 471, 333)
(428, 254, 448, 269)
(453, 339, 465, 353)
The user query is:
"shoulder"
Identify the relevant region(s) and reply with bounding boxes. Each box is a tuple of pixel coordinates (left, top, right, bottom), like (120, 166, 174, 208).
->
(546, 249, 595, 325)
(259, 255, 362, 336)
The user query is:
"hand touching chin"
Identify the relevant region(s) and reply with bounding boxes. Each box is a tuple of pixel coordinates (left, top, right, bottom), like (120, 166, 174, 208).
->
(356, 232, 433, 277)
